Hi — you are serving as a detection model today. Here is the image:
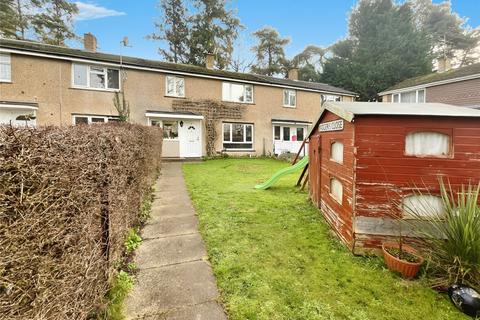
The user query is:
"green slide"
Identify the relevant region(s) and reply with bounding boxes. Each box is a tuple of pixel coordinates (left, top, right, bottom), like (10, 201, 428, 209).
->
(254, 156, 309, 190)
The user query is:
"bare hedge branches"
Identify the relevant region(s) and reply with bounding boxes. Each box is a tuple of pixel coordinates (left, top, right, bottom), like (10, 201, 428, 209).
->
(0, 123, 162, 319)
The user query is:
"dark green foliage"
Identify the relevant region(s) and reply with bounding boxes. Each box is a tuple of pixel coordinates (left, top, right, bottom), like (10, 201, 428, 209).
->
(150, 0, 242, 69)
(322, 0, 432, 100)
(250, 26, 290, 76)
(31, 0, 78, 45)
(149, 0, 190, 63)
(410, 0, 480, 66)
(292, 45, 327, 82)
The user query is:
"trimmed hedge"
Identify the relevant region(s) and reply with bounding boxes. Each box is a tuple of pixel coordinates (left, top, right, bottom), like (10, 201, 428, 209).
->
(0, 124, 162, 319)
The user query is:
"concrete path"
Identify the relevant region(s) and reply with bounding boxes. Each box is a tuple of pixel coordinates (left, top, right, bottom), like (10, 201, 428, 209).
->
(125, 162, 227, 320)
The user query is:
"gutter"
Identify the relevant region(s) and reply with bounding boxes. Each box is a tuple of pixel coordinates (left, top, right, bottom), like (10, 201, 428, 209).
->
(0, 47, 357, 97)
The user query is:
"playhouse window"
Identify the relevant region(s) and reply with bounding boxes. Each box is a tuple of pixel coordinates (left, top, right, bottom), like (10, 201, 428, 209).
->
(330, 141, 344, 164)
(405, 131, 450, 157)
(330, 178, 343, 204)
(402, 194, 445, 219)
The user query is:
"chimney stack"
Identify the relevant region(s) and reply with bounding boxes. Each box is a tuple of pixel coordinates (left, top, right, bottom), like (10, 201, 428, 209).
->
(83, 33, 97, 52)
(205, 53, 215, 69)
(288, 68, 299, 81)
(437, 57, 451, 73)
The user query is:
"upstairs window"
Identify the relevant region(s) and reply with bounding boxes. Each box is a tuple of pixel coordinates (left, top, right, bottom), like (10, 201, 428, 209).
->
(222, 82, 253, 103)
(330, 141, 344, 164)
(166, 75, 185, 97)
(405, 131, 450, 157)
(0, 53, 11, 82)
(322, 94, 341, 102)
(392, 89, 425, 103)
(72, 63, 120, 90)
(283, 89, 296, 107)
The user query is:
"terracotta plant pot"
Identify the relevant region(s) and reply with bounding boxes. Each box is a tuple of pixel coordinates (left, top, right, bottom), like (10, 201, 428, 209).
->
(382, 242, 424, 279)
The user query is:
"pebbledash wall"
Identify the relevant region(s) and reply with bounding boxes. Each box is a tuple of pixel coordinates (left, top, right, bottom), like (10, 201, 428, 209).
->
(0, 40, 356, 157)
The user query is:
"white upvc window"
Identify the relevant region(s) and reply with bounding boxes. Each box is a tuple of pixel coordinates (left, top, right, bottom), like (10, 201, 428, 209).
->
(72, 63, 120, 90)
(166, 75, 185, 97)
(222, 122, 254, 150)
(150, 119, 179, 140)
(322, 94, 341, 102)
(392, 89, 425, 103)
(72, 115, 118, 125)
(0, 53, 12, 82)
(222, 82, 253, 103)
(283, 89, 296, 107)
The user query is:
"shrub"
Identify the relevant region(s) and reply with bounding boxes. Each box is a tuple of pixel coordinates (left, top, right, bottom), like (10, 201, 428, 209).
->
(104, 270, 134, 320)
(0, 123, 162, 319)
(407, 180, 480, 290)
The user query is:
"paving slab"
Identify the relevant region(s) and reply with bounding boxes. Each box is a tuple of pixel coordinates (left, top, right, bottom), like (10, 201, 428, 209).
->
(142, 215, 199, 239)
(135, 301, 227, 320)
(149, 204, 196, 221)
(135, 234, 206, 269)
(125, 261, 221, 319)
(125, 162, 226, 320)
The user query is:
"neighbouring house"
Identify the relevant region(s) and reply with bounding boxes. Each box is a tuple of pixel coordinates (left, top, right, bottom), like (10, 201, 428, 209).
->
(307, 101, 480, 253)
(0, 35, 356, 158)
(379, 60, 480, 108)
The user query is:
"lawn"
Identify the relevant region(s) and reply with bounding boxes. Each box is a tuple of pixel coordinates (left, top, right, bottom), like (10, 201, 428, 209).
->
(182, 158, 465, 320)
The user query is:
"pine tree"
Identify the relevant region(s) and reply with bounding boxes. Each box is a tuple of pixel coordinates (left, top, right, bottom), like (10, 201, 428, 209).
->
(149, 0, 190, 63)
(32, 0, 78, 46)
(250, 26, 290, 76)
(409, 0, 479, 66)
(292, 45, 328, 81)
(188, 0, 242, 69)
(0, 0, 18, 38)
(0, 0, 39, 39)
(322, 0, 432, 101)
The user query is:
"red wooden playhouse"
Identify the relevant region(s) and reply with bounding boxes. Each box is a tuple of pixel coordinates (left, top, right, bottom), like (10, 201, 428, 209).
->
(307, 101, 480, 253)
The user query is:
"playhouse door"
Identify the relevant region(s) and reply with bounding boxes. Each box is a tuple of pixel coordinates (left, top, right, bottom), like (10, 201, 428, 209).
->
(309, 134, 321, 206)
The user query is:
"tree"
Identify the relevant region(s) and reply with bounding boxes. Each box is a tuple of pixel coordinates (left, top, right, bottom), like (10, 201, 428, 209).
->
(292, 45, 328, 82)
(149, 0, 190, 63)
(322, 0, 432, 101)
(410, 0, 480, 66)
(251, 26, 290, 76)
(32, 0, 78, 46)
(188, 0, 242, 69)
(0, 0, 42, 39)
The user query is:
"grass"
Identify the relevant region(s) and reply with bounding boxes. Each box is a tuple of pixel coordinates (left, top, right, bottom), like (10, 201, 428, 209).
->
(183, 158, 466, 320)
(103, 271, 134, 320)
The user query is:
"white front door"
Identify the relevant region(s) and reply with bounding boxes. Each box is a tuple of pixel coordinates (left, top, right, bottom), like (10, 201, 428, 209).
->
(179, 120, 202, 158)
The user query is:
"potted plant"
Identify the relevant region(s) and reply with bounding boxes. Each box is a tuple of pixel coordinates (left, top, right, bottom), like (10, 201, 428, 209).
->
(382, 198, 424, 278)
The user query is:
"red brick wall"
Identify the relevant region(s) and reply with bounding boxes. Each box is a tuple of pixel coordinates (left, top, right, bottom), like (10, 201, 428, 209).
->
(426, 78, 480, 106)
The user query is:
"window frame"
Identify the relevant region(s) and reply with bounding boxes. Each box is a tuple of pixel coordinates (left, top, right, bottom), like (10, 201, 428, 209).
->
(392, 89, 426, 103)
(329, 177, 343, 204)
(402, 194, 445, 219)
(71, 63, 121, 91)
(330, 140, 344, 164)
(222, 122, 254, 150)
(403, 128, 453, 159)
(72, 114, 118, 125)
(165, 75, 185, 98)
(222, 82, 254, 104)
(0, 53, 12, 82)
(283, 89, 296, 108)
(322, 94, 342, 102)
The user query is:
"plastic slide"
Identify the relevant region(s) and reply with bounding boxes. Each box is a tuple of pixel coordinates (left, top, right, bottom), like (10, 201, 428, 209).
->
(254, 156, 309, 190)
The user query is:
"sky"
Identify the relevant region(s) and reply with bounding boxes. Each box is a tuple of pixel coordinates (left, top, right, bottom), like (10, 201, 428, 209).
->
(72, 0, 480, 62)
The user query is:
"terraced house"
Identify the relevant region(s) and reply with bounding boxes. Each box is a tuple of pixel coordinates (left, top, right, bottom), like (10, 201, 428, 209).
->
(380, 60, 480, 108)
(0, 35, 355, 158)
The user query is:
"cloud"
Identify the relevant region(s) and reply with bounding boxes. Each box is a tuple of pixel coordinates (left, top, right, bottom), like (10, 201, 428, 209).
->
(75, 2, 126, 21)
